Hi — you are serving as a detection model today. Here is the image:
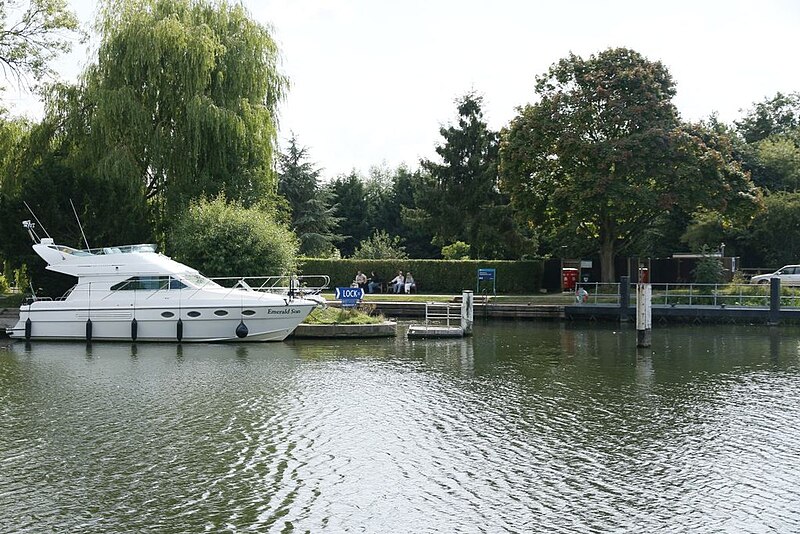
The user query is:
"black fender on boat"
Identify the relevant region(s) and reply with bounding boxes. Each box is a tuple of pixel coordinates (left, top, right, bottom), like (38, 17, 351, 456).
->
(236, 320, 248, 338)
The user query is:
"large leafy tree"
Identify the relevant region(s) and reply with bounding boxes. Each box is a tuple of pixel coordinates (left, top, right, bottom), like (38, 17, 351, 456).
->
(735, 92, 800, 144)
(50, 0, 287, 235)
(500, 48, 758, 281)
(743, 192, 800, 267)
(328, 171, 370, 257)
(418, 92, 524, 259)
(388, 166, 438, 258)
(734, 93, 800, 193)
(328, 165, 438, 258)
(0, 0, 82, 88)
(277, 135, 342, 257)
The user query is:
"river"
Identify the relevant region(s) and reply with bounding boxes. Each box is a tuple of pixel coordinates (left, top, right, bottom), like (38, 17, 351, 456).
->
(1, 322, 799, 533)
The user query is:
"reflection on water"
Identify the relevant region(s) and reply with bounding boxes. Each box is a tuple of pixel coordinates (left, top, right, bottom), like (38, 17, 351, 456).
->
(1, 322, 799, 533)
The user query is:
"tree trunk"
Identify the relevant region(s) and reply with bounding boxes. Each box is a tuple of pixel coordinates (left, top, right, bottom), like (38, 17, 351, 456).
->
(600, 238, 615, 283)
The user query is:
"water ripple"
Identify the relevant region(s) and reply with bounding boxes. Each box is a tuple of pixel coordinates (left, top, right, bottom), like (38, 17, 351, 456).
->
(1, 324, 799, 532)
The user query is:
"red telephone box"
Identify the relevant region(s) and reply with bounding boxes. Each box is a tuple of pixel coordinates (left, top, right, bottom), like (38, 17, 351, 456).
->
(562, 268, 579, 291)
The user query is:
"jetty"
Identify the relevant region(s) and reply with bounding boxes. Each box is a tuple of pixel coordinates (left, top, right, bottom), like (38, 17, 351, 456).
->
(407, 291, 474, 338)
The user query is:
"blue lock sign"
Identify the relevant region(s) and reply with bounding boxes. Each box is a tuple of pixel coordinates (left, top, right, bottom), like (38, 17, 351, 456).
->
(335, 287, 364, 308)
(478, 268, 496, 281)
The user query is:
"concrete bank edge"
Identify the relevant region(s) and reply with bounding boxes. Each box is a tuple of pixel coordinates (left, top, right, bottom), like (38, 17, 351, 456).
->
(292, 321, 397, 338)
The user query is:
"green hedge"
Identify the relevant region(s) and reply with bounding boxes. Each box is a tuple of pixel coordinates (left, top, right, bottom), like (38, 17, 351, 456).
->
(298, 258, 544, 294)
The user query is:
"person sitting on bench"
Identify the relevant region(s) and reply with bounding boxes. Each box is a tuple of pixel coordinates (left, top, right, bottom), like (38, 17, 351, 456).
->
(404, 272, 416, 294)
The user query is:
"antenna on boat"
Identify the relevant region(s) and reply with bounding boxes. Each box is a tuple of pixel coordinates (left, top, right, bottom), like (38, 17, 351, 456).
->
(23, 201, 51, 240)
(69, 199, 91, 250)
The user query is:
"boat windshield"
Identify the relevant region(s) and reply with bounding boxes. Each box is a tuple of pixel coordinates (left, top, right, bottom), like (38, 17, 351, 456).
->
(46, 244, 158, 256)
(181, 273, 222, 289)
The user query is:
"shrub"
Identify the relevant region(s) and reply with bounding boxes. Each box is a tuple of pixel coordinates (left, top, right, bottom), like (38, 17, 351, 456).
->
(168, 196, 298, 277)
(351, 230, 407, 259)
(299, 258, 543, 294)
(441, 241, 470, 260)
(0, 273, 9, 293)
(692, 251, 724, 284)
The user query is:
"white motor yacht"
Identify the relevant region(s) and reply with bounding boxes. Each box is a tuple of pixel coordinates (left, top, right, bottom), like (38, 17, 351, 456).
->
(6, 226, 326, 342)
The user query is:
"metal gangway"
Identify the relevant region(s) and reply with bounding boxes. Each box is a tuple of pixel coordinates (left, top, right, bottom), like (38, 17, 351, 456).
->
(424, 301, 462, 327)
(408, 291, 475, 338)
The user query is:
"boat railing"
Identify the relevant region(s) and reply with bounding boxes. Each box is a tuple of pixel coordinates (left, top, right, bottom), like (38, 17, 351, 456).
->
(80, 244, 158, 255)
(208, 275, 330, 298)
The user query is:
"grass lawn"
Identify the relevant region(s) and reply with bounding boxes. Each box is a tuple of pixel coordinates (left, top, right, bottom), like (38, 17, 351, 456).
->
(304, 305, 385, 325)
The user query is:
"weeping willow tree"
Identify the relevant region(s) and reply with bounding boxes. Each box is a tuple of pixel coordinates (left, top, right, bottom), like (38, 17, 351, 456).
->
(64, 0, 287, 235)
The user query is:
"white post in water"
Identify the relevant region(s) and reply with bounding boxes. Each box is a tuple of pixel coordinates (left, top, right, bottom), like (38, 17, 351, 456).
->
(636, 283, 652, 347)
(461, 290, 474, 335)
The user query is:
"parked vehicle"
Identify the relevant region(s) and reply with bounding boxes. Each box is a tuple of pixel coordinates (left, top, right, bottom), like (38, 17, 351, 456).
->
(749, 265, 800, 286)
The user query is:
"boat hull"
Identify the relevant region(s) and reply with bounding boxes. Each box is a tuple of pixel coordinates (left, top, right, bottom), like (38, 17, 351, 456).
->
(7, 302, 315, 342)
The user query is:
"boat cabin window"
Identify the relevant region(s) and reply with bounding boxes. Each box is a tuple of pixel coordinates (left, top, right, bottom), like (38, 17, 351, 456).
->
(48, 244, 92, 256)
(181, 273, 222, 289)
(110, 276, 187, 291)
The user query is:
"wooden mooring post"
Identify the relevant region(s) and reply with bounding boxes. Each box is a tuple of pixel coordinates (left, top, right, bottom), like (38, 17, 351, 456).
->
(636, 283, 652, 348)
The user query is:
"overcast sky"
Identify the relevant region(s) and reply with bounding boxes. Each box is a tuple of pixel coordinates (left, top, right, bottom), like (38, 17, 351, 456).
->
(5, 0, 800, 178)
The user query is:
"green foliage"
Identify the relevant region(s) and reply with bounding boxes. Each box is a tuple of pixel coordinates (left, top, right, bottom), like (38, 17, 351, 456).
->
(329, 165, 438, 258)
(419, 92, 527, 259)
(441, 241, 470, 260)
(0, 112, 30, 192)
(13, 264, 28, 290)
(168, 195, 298, 277)
(0, 150, 152, 278)
(500, 47, 758, 282)
(753, 134, 800, 192)
(304, 306, 383, 325)
(681, 210, 730, 252)
(278, 135, 343, 256)
(692, 249, 724, 284)
(351, 230, 407, 260)
(50, 0, 287, 236)
(299, 258, 543, 294)
(0, 290, 25, 308)
(0, 0, 83, 87)
(0, 273, 9, 293)
(734, 93, 800, 194)
(735, 92, 800, 144)
(745, 192, 800, 266)
(328, 171, 370, 256)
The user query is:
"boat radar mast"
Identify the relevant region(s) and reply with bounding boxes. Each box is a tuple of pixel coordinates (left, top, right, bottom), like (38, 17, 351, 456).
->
(23, 220, 39, 244)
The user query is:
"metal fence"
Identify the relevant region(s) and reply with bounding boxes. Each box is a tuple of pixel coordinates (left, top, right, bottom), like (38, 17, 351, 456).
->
(575, 282, 622, 305)
(642, 283, 773, 308)
(571, 282, 800, 308)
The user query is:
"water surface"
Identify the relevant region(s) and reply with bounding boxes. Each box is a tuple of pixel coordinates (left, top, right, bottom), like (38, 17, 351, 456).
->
(1, 322, 799, 532)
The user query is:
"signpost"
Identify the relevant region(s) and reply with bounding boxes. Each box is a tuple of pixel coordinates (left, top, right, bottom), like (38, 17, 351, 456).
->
(476, 268, 496, 296)
(335, 287, 364, 308)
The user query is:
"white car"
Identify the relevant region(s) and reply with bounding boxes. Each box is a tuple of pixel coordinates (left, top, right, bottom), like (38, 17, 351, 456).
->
(750, 265, 800, 286)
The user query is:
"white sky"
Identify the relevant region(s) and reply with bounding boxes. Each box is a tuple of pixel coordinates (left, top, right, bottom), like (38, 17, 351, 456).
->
(4, 0, 800, 179)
